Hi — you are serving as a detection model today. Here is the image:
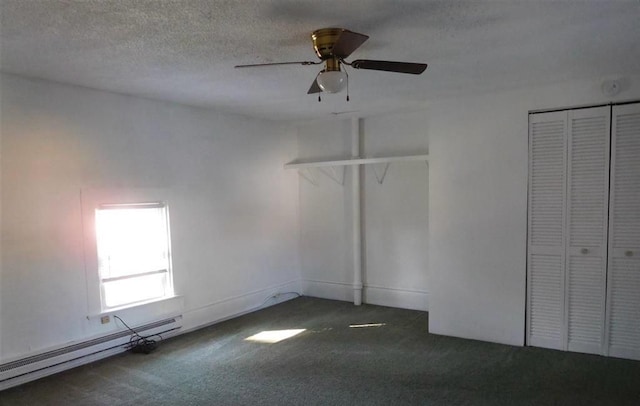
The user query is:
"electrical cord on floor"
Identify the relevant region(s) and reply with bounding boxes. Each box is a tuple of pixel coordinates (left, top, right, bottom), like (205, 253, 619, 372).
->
(113, 315, 162, 354)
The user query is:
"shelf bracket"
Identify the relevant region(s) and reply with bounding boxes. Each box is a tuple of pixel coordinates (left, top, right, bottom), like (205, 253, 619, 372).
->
(319, 166, 345, 186)
(297, 168, 319, 186)
(371, 162, 390, 184)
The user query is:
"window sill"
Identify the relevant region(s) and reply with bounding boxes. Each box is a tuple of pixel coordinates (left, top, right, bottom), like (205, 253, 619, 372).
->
(88, 295, 183, 319)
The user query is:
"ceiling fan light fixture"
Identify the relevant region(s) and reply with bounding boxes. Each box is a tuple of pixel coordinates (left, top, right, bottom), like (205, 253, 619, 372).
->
(316, 70, 347, 93)
(234, 28, 428, 96)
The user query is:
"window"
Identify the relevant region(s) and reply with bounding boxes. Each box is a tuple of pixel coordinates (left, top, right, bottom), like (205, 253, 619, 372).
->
(95, 202, 173, 310)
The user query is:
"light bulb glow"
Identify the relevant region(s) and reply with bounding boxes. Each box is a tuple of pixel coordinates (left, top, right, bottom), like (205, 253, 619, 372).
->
(316, 71, 347, 93)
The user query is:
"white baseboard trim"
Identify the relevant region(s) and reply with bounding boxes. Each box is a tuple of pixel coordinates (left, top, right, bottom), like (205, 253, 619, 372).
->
(301, 279, 354, 302)
(180, 279, 302, 334)
(364, 284, 429, 311)
(302, 279, 429, 311)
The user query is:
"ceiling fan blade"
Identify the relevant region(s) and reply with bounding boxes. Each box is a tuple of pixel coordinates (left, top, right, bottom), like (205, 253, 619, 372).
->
(350, 59, 428, 74)
(235, 61, 319, 68)
(307, 77, 322, 94)
(332, 30, 369, 58)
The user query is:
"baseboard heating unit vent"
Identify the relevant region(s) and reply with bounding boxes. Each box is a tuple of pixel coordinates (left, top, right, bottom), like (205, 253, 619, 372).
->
(0, 316, 182, 391)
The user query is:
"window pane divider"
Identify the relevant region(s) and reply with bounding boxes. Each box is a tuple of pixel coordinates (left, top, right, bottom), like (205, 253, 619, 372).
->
(102, 269, 167, 283)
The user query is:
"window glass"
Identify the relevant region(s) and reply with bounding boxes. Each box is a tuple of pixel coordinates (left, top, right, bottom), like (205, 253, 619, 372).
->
(95, 203, 173, 309)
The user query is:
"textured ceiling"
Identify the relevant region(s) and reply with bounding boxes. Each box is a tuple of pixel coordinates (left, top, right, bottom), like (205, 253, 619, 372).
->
(1, 0, 639, 121)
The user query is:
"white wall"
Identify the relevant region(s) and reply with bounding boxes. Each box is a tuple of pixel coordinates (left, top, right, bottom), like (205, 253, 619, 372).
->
(361, 113, 429, 310)
(297, 111, 429, 310)
(297, 120, 354, 301)
(0, 74, 300, 361)
(427, 76, 640, 346)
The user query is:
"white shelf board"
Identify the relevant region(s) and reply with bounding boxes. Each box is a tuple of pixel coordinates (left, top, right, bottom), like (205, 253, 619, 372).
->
(284, 154, 429, 169)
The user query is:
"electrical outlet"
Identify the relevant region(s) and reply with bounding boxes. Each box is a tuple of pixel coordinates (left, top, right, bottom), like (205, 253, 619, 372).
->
(100, 315, 110, 324)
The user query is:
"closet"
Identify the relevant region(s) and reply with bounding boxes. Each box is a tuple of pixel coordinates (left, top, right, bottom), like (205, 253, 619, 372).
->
(527, 102, 640, 360)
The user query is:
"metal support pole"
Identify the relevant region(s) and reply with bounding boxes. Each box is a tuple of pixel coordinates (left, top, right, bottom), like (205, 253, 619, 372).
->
(351, 117, 363, 305)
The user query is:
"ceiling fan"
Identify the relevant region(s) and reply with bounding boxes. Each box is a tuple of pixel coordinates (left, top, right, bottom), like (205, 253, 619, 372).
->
(234, 28, 428, 98)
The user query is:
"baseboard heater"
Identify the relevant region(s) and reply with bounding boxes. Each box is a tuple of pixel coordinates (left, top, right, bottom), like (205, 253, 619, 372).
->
(0, 316, 182, 391)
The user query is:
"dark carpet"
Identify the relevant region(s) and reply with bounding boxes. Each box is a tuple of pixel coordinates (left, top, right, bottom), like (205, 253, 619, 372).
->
(1, 297, 639, 405)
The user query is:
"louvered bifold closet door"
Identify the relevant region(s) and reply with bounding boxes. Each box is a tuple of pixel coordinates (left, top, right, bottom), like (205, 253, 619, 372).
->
(527, 111, 567, 350)
(606, 103, 640, 360)
(565, 107, 610, 355)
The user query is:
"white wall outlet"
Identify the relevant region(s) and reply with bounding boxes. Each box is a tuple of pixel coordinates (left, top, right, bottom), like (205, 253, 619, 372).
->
(100, 315, 110, 324)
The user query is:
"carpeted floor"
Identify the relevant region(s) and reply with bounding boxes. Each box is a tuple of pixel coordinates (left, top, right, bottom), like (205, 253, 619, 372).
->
(1, 297, 639, 405)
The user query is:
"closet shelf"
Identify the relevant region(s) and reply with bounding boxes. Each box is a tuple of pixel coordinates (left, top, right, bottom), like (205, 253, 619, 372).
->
(284, 154, 429, 169)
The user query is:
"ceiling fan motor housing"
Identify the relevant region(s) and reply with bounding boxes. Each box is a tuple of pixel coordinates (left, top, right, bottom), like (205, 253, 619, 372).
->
(311, 28, 344, 61)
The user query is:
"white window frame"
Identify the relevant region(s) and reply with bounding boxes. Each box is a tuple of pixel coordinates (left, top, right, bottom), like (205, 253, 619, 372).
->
(81, 188, 176, 316)
(95, 202, 174, 310)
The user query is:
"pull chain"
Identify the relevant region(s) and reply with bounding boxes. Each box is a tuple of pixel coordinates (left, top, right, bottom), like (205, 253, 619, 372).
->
(345, 67, 350, 102)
